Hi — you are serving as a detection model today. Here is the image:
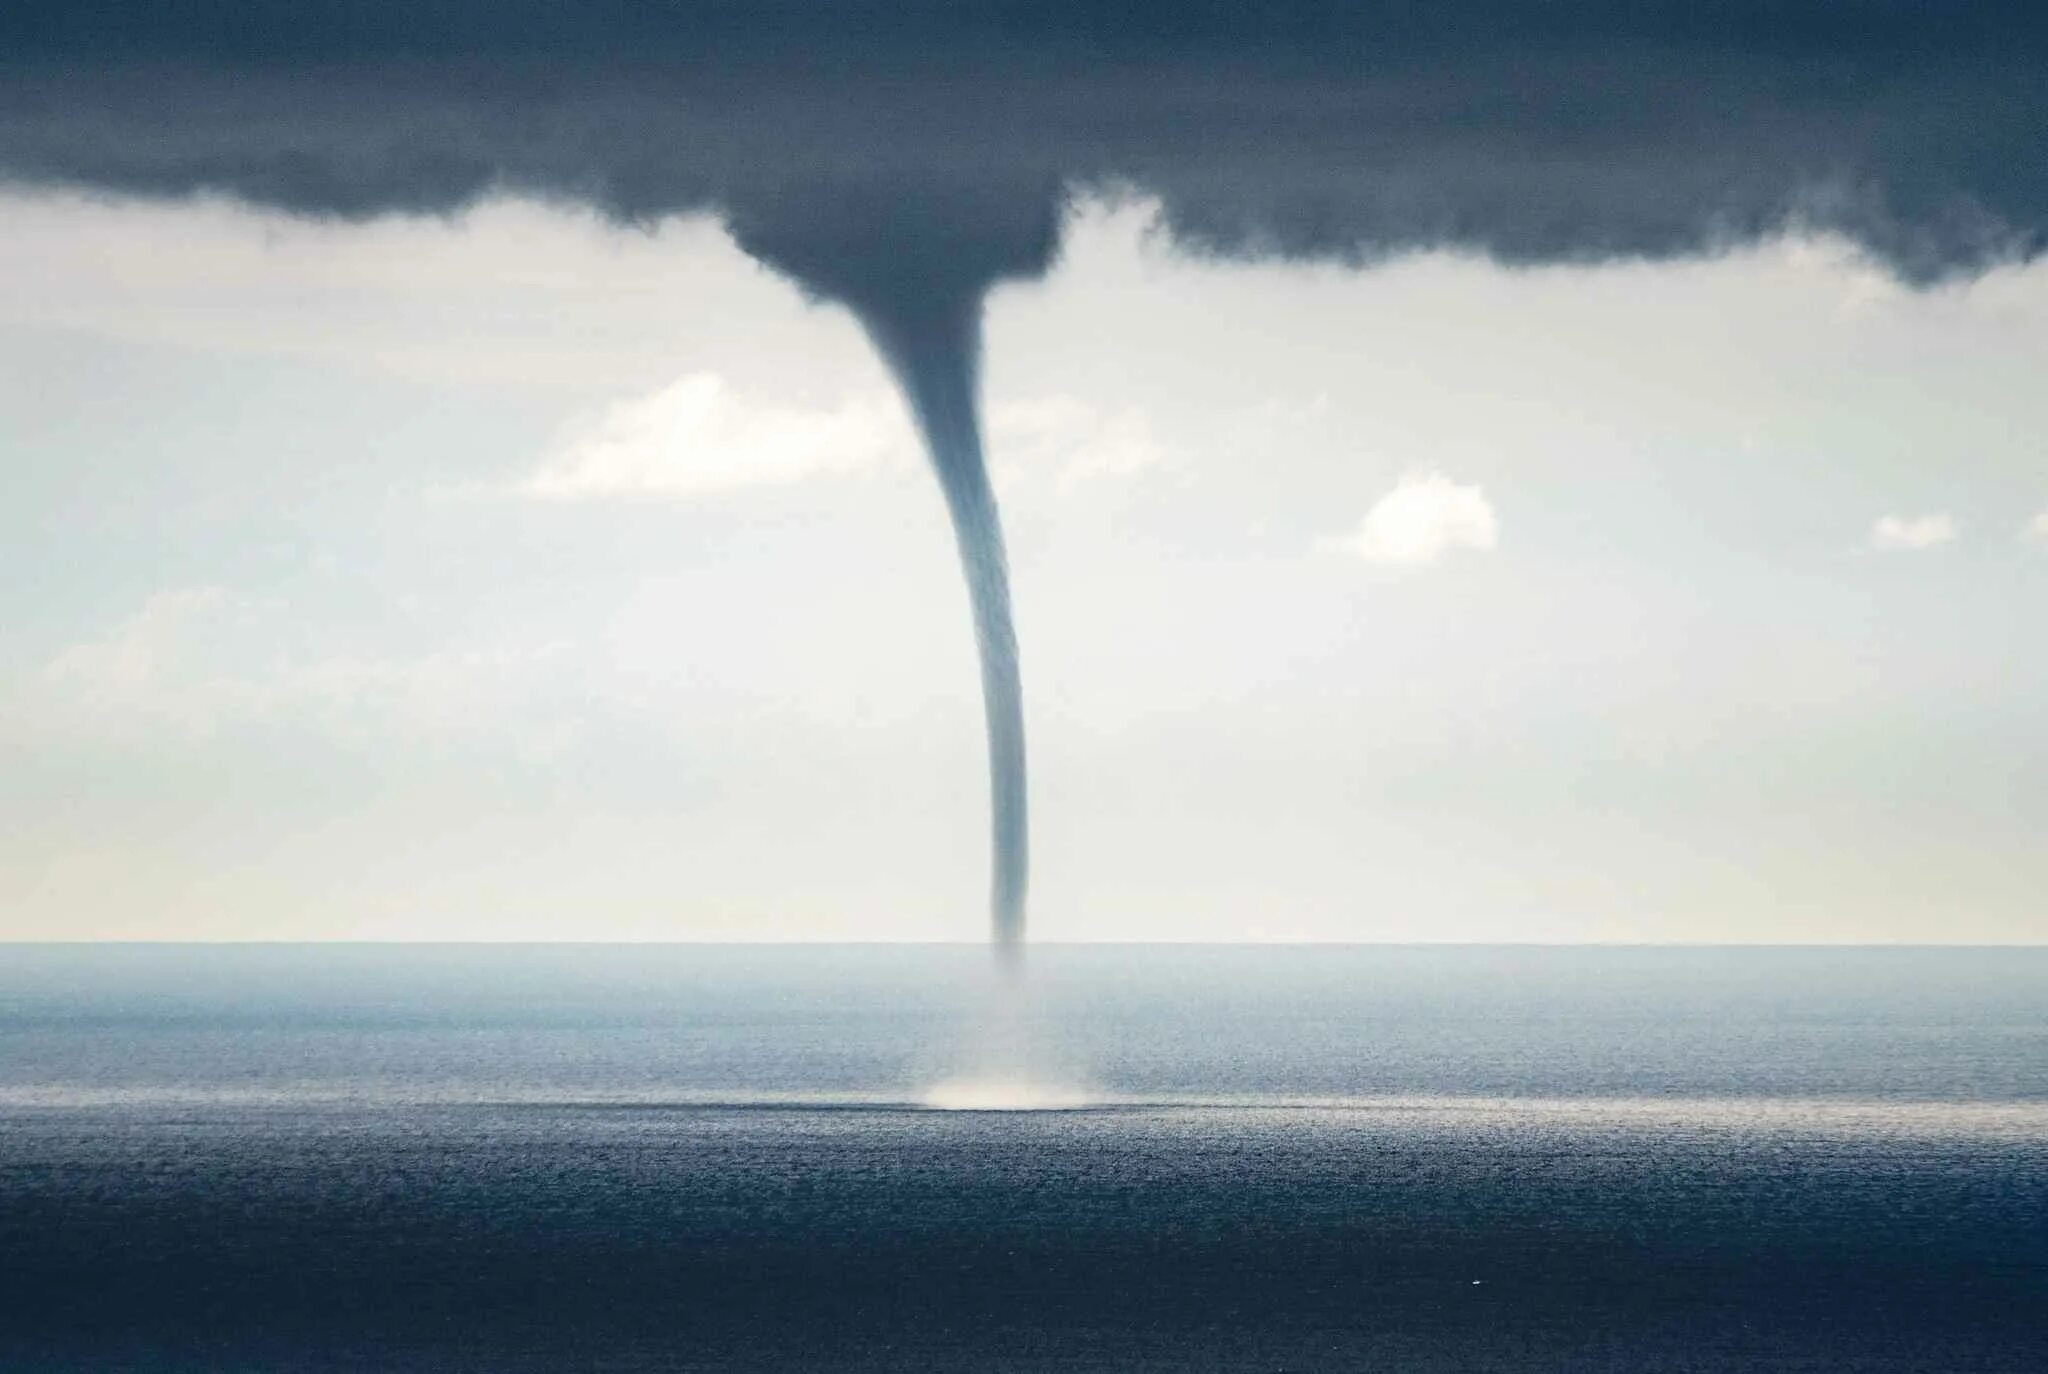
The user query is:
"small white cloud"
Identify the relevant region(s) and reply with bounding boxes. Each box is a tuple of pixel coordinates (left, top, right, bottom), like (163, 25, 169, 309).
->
(2027, 510, 2048, 541)
(1869, 513, 1958, 551)
(520, 373, 913, 500)
(45, 586, 228, 707)
(512, 376, 1168, 502)
(1327, 472, 1499, 566)
(989, 395, 1165, 488)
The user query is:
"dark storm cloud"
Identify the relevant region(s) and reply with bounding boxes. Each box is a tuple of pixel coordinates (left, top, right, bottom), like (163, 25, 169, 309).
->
(3, 1, 2045, 288)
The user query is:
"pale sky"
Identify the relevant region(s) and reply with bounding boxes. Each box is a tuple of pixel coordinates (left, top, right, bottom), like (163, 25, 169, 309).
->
(2, 190, 2044, 942)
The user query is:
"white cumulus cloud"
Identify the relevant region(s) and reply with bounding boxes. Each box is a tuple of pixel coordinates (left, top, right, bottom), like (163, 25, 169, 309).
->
(990, 396, 1166, 488)
(1869, 513, 1958, 551)
(2028, 510, 2048, 541)
(515, 375, 1165, 501)
(1328, 472, 1499, 566)
(45, 586, 230, 711)
(520, 373, 914, 500)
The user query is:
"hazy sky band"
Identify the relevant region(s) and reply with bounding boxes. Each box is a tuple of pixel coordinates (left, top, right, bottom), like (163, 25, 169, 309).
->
(3, 4, 2045, 944)
(3, 187, 2044, 941)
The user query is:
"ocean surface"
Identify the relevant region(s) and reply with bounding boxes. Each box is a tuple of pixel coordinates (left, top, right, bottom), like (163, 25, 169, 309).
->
(1, 944, 2043, 1371)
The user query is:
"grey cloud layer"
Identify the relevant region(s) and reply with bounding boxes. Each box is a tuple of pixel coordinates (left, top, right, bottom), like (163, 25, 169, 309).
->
(3, 2, 2045, 293)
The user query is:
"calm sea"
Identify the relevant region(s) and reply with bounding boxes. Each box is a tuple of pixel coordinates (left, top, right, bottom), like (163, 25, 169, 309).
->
(2, 944, 2043, 1370)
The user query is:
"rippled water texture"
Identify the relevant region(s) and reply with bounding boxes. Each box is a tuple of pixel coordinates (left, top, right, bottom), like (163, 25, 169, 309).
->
(2, 945, 2042, 1370)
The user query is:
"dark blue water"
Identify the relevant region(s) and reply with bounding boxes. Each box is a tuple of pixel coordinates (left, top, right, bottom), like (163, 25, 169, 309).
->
(2, 945, 2043, 1370)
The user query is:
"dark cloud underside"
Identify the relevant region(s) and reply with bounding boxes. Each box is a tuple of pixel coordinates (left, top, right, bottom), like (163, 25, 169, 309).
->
(2, 2, 2044, 290)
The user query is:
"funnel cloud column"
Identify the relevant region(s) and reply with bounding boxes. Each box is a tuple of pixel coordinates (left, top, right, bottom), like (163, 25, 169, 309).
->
(861, 297, 1028, 953)
(724, 187, 1056, 955)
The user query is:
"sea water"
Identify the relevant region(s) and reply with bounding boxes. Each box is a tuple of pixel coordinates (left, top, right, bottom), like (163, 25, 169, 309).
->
(2, 944, 2042, 1370)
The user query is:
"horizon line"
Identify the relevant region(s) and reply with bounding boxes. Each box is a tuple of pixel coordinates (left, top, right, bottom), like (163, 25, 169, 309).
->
(4, 939, 2044, 950)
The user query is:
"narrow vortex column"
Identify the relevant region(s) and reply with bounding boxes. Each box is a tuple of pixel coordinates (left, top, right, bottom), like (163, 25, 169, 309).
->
(861, 294, 1029, 958)
(721, 185, 1057, 960)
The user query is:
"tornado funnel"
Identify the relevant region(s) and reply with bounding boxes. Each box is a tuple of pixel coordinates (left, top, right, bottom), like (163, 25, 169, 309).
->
(860, 297, 1028, 954)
